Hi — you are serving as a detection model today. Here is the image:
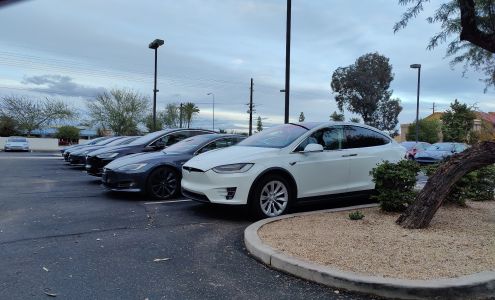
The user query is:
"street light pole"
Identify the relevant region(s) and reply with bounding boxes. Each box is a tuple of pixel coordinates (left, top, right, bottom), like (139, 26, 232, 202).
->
(207, 92, 215, 131)
(284, 0, 292, 124)
(410, 64, 421, 143)
(148, 39, 165, 131)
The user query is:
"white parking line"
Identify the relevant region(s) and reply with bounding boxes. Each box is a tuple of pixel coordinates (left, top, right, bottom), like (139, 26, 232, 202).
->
(143, 199, 193, 205)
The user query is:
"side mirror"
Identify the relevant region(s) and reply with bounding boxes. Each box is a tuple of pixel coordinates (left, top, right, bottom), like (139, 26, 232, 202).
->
(302, 143, 324, 153)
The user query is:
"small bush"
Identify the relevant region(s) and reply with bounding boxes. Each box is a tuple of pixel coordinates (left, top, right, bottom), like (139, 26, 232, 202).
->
(371, 160, 420, 212)
(348, 211, 365, 220)
(424, 162, 495, 205)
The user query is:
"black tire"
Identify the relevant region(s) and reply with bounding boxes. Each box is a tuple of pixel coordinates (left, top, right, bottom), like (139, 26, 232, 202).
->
(249, 174, 293, 219)
(146, 167, 180, 200)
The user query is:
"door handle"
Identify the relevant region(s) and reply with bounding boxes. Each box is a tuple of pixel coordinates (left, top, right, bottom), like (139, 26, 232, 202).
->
(341, 154, 357, 157)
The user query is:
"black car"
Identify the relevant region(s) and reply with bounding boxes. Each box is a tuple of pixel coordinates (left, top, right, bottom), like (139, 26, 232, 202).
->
(102, 134, 244, 199)
(68, 136, 139, 166)
(64, 136, 117, 161)
(85, 128, 214, 177)
(61, 136, 109, 158)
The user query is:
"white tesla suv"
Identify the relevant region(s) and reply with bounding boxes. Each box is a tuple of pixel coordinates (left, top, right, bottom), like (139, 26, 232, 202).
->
(181, 122, 405, 218)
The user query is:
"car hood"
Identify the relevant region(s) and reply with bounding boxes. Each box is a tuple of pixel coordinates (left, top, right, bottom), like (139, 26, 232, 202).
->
(184, 146, 279, 171)
(106, 151, 176, 169)
(415, 150, 451, 159)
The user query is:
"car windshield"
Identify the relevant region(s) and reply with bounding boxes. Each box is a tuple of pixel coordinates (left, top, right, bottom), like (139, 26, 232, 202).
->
(163, 135, 216, 154)
(427, 143, 453, 151)
(116, 136, 139, 145)
(129, 130, 173, 145)
(95, 137, 122, 146)
(401, 142, 416, 150)
(8, 138, 26, 142)
(238, 124, 308, 148)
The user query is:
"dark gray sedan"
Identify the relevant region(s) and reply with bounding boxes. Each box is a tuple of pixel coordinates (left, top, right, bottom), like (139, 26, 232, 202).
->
(102, 134, 245, 200)
(414, 142, 468, 164)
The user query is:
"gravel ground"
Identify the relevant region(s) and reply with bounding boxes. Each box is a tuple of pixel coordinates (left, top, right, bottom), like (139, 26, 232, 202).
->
(259, 201, 495, 280)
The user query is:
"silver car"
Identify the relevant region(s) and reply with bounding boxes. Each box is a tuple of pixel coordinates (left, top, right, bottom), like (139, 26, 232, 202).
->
(4, 137, 30, 152)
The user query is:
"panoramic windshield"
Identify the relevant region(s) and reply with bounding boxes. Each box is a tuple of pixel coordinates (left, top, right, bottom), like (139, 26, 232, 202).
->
(238, 124, 308, 148)
(163, 135, 214, 154)
(129, 130, 172, 145)
(427, 143, 453, 151)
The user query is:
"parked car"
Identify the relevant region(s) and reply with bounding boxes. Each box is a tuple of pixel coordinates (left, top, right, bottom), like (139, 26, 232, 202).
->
(401, 141, 431, 159)
(60, 136, 108, 155)
(102, 134, 245, 199)
(4, 136, 30, 152)
(414, 142, 468, 164)
(181, 122, 406, 218)
(68, 136, 139, 166)
(63, 137, 114, 161)
(85, 128, 215, 177)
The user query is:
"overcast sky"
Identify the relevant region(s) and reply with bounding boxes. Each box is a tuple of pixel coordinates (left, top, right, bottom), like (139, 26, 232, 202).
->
(0, 0, 492, 131)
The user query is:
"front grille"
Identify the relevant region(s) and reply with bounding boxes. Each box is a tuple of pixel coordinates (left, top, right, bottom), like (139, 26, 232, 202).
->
(182, 188, 210, 203)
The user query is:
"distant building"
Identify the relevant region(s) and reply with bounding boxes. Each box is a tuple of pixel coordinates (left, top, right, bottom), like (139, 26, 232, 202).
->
(398, 111, 494, 142)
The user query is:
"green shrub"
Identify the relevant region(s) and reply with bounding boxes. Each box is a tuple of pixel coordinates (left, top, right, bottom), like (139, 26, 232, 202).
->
(55, 126, 80, 140)
(424, 162, 495, 205)
(371, 160, 420, 212)
(348, 211, 365, 220)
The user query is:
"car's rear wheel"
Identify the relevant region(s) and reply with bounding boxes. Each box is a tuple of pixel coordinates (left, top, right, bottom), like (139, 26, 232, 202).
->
(250, 174, 292, 218)
(147, 167, 180, 200)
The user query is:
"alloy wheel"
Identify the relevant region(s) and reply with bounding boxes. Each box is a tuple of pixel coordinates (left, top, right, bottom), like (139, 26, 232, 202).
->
(259, 180, 289, 217)
(150, 168, 178, 199)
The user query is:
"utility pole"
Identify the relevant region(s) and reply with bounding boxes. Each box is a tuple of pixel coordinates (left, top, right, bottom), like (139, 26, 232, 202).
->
(431, 102, 436, 114)
(179, 103, 183, 128)
(284, 0, 292, 124)
(249, 78, 254, 136)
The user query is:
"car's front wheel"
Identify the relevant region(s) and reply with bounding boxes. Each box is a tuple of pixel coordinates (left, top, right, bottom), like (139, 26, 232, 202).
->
(250, 175, 292, 218)
(146, 167, 180, 200)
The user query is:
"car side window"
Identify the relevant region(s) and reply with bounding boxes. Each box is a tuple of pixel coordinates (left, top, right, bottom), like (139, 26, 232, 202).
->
(343, 126, 390, 149)
(165, 132, 191, 146)
(295, 127, 343, 151)
(197, 137, 236, 154)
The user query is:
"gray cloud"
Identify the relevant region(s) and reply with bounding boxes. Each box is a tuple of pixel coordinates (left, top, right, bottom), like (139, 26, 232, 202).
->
(22, 74, 106, 98)
(0, 0, 491, 130)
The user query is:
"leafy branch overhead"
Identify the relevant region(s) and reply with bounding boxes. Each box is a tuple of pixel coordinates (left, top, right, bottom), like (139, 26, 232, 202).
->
(394, 0, 495, 229)
(395, 0, 495, 90)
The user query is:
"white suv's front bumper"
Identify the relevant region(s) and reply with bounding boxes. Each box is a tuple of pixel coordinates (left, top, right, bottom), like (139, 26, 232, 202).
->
(181, 168, 257, 205)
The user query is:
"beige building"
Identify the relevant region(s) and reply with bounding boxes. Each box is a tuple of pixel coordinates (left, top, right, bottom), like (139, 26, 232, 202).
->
(398, 111, 492, 142)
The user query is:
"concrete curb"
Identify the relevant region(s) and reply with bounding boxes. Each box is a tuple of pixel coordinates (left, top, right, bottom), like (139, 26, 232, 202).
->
(244, 204, 495, 300)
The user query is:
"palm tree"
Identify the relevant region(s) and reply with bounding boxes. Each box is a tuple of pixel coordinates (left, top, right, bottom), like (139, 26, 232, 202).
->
(182, 102, 200, 128)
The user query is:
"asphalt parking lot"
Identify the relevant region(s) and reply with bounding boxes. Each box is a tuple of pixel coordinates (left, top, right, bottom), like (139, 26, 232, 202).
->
(0, 151, 377, 299)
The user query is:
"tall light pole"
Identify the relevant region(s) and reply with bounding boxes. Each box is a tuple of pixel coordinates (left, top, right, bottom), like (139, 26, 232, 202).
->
(284, 0, 292, 124)
(410, 64, 421, 143)
(207, 92, 215, 131)
(148, 38, 165, 131)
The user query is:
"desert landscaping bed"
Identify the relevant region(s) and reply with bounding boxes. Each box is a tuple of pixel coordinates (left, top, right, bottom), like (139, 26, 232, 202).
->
(258, 201, 495, 280)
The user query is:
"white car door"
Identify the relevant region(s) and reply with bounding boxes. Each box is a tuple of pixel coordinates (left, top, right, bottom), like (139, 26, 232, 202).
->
(343, 125, 393, 192)
(290, 126, 350, 198)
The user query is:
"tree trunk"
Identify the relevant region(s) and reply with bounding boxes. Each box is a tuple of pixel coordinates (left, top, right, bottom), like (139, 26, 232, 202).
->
(396, 141, 495, 229)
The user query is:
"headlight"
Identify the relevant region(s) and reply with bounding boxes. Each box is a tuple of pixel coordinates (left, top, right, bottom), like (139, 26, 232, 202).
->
(96, 152, 119, 159)
(212, 163, 253, 174)
(117, 163, 148, 171)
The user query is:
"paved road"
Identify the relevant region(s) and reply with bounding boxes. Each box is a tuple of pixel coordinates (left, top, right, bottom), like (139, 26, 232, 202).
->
(0, 151, 377, 299)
